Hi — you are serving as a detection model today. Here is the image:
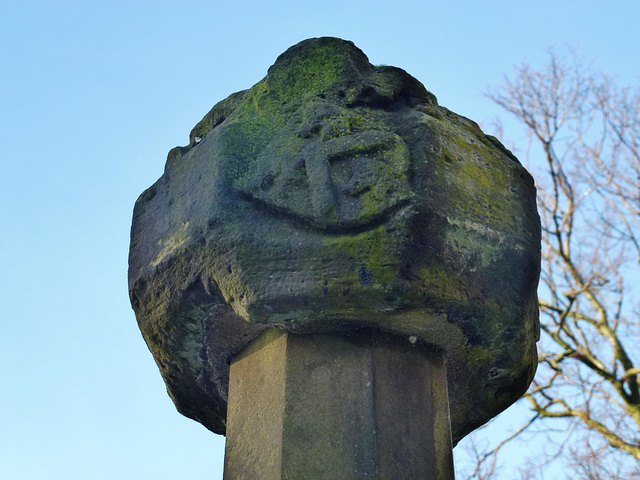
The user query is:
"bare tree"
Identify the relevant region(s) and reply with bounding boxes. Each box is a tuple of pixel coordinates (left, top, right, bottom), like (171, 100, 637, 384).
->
(459, 50, 640, 479)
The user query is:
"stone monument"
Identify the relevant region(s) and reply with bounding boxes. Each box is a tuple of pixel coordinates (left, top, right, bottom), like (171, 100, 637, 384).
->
(128, 37, 541, 479)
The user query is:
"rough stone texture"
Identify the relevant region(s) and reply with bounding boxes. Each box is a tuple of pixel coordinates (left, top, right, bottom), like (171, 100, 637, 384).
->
(224, 329, 454, 479)
(128, 37, 541, 444)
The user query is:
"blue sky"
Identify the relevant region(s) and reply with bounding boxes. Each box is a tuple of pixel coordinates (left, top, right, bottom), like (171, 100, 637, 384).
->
(1, 1, 638, 479)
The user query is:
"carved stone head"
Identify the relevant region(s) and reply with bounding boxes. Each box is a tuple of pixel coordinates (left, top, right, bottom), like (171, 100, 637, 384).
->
(128, 37, 541, 444)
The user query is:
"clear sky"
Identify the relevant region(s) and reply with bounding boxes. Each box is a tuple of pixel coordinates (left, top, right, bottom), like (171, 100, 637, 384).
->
(1, 1, 638, 479)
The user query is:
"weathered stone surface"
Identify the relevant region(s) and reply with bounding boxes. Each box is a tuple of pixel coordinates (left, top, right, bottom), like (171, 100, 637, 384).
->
(224, 329, 454, 479)
(128, 37, 541, 444)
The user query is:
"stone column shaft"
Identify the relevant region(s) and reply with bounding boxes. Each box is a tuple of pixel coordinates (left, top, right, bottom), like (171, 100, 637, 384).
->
(224, 329, 454, 479)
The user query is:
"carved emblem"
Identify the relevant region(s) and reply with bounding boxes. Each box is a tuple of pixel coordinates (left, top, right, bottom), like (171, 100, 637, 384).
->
(235, 112, 412, 230)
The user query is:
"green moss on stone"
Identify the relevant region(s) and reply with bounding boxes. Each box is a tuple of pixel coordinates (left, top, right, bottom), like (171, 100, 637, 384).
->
(321, 226, 397, 287)
(418, 265, 466, 304)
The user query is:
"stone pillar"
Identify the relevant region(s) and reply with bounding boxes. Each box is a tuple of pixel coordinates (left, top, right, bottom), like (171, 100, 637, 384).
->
(224, 328, 454, 479)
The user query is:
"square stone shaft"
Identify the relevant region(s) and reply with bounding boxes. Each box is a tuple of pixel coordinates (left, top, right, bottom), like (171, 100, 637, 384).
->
(224, 329, 454, 479)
